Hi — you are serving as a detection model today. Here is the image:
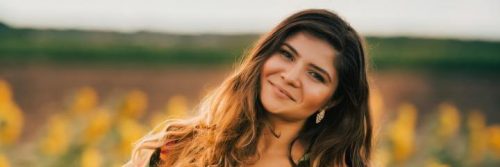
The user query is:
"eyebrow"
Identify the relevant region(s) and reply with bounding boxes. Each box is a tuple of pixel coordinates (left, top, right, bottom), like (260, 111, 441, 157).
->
(282, 43, 333, 83)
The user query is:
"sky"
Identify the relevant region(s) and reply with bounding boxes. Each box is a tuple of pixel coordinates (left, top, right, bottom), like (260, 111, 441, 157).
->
(1, 0, 499, 40)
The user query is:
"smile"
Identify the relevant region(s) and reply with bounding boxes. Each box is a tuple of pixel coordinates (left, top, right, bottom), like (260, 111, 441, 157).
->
(268, 80, 296, 102)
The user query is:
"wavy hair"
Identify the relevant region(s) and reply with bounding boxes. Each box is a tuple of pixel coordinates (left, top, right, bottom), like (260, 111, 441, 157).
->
(125, 9, 372, 167)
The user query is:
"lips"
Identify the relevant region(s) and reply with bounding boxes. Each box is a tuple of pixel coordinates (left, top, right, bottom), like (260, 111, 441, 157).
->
(268, 80, 296, 102)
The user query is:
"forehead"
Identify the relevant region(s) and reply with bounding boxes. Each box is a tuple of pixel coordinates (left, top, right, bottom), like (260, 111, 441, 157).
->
(284, 32, 337, 75)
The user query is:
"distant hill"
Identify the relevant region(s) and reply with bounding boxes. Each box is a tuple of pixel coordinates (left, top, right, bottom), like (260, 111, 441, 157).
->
(0, 22, 11, 30)
(0, 22, 499, 72)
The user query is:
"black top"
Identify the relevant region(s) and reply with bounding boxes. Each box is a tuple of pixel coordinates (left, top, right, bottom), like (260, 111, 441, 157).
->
(296, 153, 311, 167)
(149, 148, 162, 167)
(148, 148, 311, 167)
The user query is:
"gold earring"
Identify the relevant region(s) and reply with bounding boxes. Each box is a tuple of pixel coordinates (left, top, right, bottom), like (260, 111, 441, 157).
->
(316, 109, 325, 124)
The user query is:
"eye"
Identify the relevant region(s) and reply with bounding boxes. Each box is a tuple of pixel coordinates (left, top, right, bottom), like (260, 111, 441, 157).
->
(309, 71, 326, 83)
(279, 49, 294, 61)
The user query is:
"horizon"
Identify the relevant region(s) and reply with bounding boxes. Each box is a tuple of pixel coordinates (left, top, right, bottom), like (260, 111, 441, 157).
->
(1, 0, 499, 41)
(3, 22, 499, 43)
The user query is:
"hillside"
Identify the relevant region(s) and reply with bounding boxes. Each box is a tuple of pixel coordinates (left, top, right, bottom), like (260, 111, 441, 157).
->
(1, 23, 499, 72)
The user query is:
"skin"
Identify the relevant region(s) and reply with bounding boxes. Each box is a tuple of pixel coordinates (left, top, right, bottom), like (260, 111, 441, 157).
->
(247, 32, 339, 167)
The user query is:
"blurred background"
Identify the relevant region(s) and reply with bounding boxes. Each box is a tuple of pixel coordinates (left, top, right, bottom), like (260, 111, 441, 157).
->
(0, 0, 499, 166)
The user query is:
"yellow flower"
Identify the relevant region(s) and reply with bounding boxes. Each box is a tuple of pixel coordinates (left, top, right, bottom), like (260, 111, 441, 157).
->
(0, 77, 13, 100)
(467, 111, 487, 163)
(0, 80, 24, 146)
(165, 95, 188, 119)
(389, 102, 417, 163)
(437, 102, 461, 141)
(488, 125, 500, 157)
(39, 114, 70, 156)
(0, 80, 13, 105)
(0, 104, 23, 147)
(116, 118, 146, 158)
(81, 147, 102, 167)
(82, 109, 112, 145)
(0, 153, 10, 167)
(70, 86, 98, 115)
(119, 90, 148, 119)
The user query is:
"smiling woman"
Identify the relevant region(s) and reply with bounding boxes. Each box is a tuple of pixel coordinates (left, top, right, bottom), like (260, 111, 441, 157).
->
(260, 32, 338, 123)
(125, 9, 372, 167)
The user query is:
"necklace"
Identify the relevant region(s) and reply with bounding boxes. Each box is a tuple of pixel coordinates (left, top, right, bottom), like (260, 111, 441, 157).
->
(268, 125, 281, 138)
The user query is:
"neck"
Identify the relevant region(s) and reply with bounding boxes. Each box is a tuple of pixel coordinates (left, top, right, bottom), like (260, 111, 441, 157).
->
(257, 114, 306, 156)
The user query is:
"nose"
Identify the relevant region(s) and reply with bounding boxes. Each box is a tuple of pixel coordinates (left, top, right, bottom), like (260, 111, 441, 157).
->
(280, 64, 301, 88)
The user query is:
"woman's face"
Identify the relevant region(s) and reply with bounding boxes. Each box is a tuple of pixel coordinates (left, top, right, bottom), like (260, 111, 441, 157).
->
(260, 32, 339, 122)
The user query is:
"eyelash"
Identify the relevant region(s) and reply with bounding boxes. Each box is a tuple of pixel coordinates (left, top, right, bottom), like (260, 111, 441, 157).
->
(279, 49, 294, 61)
(279, 48, 326, 83)
(309, 71, 326, 83)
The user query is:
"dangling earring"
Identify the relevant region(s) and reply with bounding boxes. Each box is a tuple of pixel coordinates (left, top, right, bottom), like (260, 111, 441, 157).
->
(316, 108, 325, 124)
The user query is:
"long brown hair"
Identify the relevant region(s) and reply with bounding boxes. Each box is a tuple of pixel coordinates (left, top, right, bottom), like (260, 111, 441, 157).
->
(125, 9, 372, 167)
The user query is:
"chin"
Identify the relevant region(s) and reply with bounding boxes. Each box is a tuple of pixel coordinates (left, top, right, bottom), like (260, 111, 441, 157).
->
(260, 92, 296, 119)
(260, 93, 281, 113)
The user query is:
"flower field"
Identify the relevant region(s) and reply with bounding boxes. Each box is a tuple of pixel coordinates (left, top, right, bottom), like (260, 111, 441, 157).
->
(1, 78, 499, 167)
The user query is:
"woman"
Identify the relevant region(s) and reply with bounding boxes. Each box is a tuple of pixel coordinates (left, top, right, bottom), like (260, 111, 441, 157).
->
(125, 9, 372, 167)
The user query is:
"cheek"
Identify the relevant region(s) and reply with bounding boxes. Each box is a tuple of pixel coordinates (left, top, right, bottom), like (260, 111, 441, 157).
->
(301, 85, 334, 112)
(261, 54, 286, 76)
